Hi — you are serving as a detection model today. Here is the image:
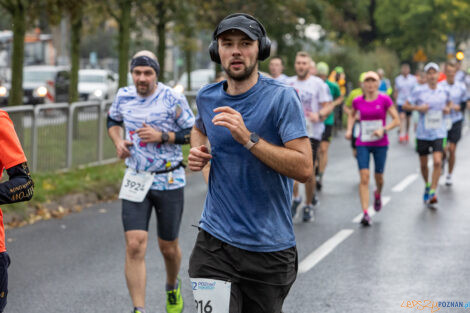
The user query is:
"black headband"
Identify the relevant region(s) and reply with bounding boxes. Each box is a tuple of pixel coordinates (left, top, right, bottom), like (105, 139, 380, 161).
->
(130, 56, 160, 76)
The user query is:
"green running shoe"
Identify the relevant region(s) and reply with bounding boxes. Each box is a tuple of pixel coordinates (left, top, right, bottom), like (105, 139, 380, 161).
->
(166, 278, 183, 313)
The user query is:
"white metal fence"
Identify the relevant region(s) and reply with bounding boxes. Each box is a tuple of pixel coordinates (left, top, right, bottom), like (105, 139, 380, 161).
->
(3, 92, 197, 173)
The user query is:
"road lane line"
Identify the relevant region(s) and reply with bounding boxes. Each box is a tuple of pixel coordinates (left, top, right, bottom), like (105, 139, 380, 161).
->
(392, 173, 419, 192)
(298, 229, 354, 274)
(352, 196, 391, 223)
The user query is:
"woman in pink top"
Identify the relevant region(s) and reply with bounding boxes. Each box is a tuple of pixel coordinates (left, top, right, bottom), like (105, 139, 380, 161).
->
(346, 71, 399, 226)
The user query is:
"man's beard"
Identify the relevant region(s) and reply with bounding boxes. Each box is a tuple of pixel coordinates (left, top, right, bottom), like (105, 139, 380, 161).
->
(136, 83, 150, 96)
(223, 62, 257, 81)
(296, 69, 309, 80)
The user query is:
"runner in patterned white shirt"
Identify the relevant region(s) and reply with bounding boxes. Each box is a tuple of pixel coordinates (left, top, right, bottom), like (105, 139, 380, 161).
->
(403, 62, 452, 206)
(107, 50, 195, 313)
(439, 61, 469, 186)
(286, 51, 333, 222)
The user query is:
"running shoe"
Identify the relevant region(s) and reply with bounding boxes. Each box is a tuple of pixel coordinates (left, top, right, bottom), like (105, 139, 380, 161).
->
(428, 190, 438, 204)
(445, 175, 453, 186)
(360, 212, 371, 226)
(166, 278, 183, 313)
(374, 191, 382, 212)
(302, 205, 314, 222)
(291, 197, 302, 218)
(133, 308, 146, 313)
(405, 134, 409, 143)
(399, 135, 406, 143)
(311, 194, 319, 206)
(423, 186, 431, 203)
(316, 179, 322, 191)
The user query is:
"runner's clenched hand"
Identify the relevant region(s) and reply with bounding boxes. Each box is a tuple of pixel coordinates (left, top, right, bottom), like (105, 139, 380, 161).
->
(188, 145, 212, 171)
(212, 106, 251, 145)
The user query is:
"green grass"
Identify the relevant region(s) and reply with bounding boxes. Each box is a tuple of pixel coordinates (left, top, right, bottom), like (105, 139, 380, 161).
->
(2, 144, 190, 217)
(2, 162, 126, 215)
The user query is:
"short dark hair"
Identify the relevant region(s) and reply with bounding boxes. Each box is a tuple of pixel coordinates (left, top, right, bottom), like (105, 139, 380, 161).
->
(445, 60, 457, 68)
(269, 56, 283, 65)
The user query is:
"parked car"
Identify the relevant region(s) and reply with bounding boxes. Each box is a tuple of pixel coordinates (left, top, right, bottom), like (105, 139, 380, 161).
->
(0, 65, 70, 105)
(174, 69, 215, 93)
(78, 69, 118, 101)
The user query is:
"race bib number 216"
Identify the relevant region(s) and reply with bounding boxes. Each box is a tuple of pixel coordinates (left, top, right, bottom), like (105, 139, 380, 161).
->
(190, 278, 231, 313)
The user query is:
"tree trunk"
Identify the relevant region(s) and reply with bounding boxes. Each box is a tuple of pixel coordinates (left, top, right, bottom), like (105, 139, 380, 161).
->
(118, 0, 131, 88)
(185, 48, 191, 91)
(8, 3, 26, 106)
(156, 1, 166, 82)
(69, 8, 82, 104)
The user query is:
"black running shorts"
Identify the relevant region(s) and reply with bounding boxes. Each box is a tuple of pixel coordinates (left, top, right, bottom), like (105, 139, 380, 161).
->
(0, 252, 10, 313)
(416, 139, 445, 156)
(321, 125, 333, 142)
(310, 138, 320, 166)
(189, 230, 297, 313)
(447, 120, 463, 144)
(122, 187, 184, 241)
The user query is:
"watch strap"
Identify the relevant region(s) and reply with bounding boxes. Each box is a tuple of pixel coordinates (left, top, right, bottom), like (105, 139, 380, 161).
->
(244, 140, 256, 150)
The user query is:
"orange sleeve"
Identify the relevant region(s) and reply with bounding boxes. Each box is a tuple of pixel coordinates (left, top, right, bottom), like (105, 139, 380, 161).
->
(0, 111, 27, 170)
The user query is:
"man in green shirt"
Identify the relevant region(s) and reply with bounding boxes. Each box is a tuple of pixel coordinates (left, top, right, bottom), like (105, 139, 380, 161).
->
(316, 62, 343, 190)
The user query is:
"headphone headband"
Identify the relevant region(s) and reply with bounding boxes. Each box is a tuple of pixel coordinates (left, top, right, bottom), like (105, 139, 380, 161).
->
(209, 13, 271, 64)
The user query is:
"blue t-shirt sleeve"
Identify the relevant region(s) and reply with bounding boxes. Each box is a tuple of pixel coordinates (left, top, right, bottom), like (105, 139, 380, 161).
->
(108, 88, 124, 121)
(175, 93, 195, 129)
(194, 93, 207, 134)
(276, 87, 307, 143)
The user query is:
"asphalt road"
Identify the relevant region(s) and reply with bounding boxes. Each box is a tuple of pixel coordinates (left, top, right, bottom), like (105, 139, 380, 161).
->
(5, 126, 470, 313)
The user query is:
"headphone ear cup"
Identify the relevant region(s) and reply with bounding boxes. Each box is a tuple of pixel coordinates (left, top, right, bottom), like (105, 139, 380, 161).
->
(209, 40, 221, 64)
(258, 36, 271, 61)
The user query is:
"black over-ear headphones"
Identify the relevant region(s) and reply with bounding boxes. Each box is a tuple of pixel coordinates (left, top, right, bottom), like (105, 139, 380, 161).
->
(209, 13, 271, 64)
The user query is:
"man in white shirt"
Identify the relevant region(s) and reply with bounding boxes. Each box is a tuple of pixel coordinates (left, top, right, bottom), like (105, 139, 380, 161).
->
(286, 51, 333, 221)
(394, 63, 417, 143)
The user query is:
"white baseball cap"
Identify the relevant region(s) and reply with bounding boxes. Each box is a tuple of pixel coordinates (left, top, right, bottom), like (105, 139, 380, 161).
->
(424, 62, 439, 72)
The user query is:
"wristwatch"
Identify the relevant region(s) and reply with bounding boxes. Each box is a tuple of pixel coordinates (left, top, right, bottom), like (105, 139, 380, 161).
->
(244, 132, 259, 150)
(161, 132, 169, 143)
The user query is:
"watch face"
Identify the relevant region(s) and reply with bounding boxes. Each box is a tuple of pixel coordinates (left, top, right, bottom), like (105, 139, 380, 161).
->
(162, 133, 169, 142)
(250, 132, 259, 143)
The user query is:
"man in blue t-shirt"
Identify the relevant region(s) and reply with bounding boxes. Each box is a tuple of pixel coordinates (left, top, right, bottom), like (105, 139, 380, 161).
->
(403, 62, 452, 205)
(187, 13, 312, 313)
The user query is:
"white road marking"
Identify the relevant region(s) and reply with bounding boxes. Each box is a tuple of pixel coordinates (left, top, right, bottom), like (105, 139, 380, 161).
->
(392, 173, 419, 192)
(352, 196, 391, 223)
(298, 229, 354, 274)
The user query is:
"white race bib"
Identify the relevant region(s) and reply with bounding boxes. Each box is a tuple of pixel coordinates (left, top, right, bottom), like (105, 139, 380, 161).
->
(425, 111, 443, 130)
(360, 120, 383, 142)
(305, 118, 314, 137)
(190, 278, 231, 313)
(445, 116, 452, 131)
(118, 169, 155, 202)
(353, 121, 361, 138)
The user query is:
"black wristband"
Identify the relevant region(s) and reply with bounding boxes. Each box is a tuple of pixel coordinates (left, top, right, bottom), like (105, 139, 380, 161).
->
(174, 128, 191, 144)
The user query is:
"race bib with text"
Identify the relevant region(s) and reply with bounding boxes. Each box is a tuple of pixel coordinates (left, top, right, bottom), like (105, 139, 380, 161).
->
(118, 169, 154, 202)
(360, 120, 383, 142)
(425, 111, 443, 130)
(190, 278, 231, 313)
